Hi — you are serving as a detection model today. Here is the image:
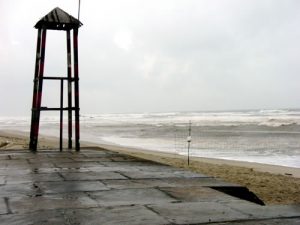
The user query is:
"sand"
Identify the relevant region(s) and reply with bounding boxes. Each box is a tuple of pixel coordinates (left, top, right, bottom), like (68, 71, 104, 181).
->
(1, 130, 299, 205)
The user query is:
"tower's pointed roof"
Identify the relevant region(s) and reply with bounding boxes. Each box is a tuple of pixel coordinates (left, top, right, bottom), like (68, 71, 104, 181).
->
(35, 7, 82, 30)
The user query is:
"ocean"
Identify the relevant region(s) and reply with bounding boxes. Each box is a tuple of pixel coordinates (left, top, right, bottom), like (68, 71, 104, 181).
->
(1, 109, 300, 168)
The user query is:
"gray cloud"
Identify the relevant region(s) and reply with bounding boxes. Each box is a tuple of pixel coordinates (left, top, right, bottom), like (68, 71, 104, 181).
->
(0, 0, 300, 115)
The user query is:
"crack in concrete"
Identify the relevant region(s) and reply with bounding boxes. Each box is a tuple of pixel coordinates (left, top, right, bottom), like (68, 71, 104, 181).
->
(117, 171, 132, 180)
(144, 204, 174, 225)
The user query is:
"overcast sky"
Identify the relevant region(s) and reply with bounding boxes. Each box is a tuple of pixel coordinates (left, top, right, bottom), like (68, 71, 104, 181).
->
(0, 0, 300, 116)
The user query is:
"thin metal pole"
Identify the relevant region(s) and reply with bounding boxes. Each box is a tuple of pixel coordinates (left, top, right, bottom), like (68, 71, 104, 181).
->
(32, 28, 47, 151)
(174, 125, 177, 154)
(73, 28, 80, 151)
(78, 0, 81, 20)
(66, 30, 72, 149)
(60, 79, 63, 151)
(187, 121, 192, 165)
(29, 28, 42, 151)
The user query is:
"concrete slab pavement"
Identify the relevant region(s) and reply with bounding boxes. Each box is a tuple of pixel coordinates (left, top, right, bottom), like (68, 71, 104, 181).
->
(0, 148, 298, 225)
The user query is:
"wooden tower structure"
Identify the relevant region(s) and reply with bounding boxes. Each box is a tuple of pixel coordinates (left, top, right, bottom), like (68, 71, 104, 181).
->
(29, 7, 82, 151)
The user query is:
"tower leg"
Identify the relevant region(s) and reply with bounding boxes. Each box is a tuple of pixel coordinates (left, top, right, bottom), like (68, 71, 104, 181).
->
(60, 79, 64, 151)
(32, 29, 47, 151)
(73, 28, 80, 151)
(29, 29, 42, 151)
(67, 30, 72, 149)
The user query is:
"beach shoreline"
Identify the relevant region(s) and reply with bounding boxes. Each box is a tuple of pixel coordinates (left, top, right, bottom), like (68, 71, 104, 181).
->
(1, 129, 299, 205)
(87, 141, 300, 178)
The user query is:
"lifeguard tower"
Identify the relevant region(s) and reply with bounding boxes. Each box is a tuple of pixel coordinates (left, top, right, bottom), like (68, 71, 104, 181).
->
(29, 7, 82, 151)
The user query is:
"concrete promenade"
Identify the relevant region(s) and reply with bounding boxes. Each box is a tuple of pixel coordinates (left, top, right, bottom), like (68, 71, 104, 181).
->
(0, 148, 299, 224)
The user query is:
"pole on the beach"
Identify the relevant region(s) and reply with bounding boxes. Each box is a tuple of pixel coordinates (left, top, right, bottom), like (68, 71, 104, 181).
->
(187, 121, 192, 165)
(29, 7, 82, 152)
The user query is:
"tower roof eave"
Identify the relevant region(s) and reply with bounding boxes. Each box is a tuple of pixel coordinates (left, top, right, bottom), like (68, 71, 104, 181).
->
(34, 7, 83, 30)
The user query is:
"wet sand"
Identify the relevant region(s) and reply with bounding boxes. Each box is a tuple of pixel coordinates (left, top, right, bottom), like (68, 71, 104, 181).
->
(1, 130, 299, 205)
